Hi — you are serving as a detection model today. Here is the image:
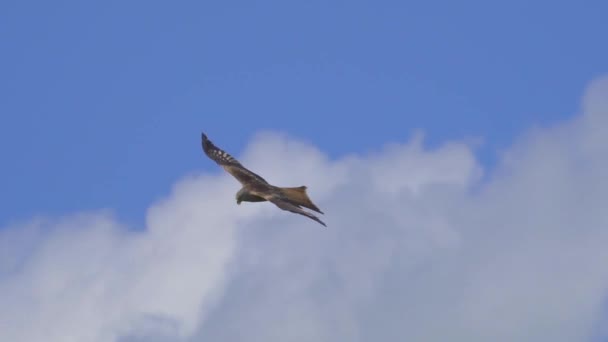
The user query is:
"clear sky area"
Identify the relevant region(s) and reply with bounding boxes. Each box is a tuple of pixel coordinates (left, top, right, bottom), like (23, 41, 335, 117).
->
(2, 0, 606, 226)
(2, 1, 608, 341)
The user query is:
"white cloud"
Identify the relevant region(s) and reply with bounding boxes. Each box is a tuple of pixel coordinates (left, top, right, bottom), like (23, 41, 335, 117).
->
(3, 75, 608, 342)
(0, 178, 237, 342)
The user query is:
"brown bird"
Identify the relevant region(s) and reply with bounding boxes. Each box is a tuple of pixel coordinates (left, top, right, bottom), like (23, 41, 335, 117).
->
(201, 132, 326, 227)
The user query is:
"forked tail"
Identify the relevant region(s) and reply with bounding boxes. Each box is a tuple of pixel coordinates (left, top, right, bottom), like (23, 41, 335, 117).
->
(279, 186, 324, 214)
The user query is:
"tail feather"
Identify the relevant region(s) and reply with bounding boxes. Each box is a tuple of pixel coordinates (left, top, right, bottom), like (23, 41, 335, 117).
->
(279, 186, 324, 214)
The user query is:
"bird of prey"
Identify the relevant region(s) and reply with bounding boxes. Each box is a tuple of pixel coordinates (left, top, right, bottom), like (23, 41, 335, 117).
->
(201, 132, 326, 227)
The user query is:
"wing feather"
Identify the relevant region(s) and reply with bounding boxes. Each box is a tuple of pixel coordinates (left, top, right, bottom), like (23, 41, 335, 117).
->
(201, 133, 269, 186)
(266, 195, 327, 227)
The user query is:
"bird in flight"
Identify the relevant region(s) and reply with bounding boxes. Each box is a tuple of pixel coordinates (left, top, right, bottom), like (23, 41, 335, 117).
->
(201, 132, 326, 227)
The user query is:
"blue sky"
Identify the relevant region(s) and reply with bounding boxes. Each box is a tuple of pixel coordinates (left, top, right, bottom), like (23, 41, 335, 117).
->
(1, 0, 607, 226)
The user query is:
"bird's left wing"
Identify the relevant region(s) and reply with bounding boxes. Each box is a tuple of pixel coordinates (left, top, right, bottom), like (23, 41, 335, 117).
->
(201, 132, 269, 186)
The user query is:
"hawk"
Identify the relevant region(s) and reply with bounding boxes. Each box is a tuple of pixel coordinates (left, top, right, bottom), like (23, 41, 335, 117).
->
(201, 132, 326, 227)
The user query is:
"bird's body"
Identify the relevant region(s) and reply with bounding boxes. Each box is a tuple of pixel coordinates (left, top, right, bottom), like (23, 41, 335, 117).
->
(201, 132, 326, 226)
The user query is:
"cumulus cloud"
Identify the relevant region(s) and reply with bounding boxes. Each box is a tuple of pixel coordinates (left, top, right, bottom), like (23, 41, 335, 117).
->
(0, 178, 237, 342)
(3, 75, 608, 342)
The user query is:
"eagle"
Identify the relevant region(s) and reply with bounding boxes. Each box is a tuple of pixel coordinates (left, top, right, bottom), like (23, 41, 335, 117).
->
(201, 132, 326, 227)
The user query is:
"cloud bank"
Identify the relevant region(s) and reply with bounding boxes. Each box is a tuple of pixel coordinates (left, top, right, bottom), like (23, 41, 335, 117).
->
(2, 76, 608, 342)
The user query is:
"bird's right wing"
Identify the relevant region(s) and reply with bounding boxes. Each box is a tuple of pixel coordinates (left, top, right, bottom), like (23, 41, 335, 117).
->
(201, 133, 269, 186)
(266, 195, 327, 227)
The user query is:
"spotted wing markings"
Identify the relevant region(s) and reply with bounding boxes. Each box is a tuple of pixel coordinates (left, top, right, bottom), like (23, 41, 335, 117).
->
(202, 133, 269, 185)
(208, 149, 239, 165)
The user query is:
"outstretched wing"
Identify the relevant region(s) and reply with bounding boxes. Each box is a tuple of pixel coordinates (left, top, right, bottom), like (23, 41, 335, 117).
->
(201, 132, 269, 186)
(266, 194, 327, 227)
